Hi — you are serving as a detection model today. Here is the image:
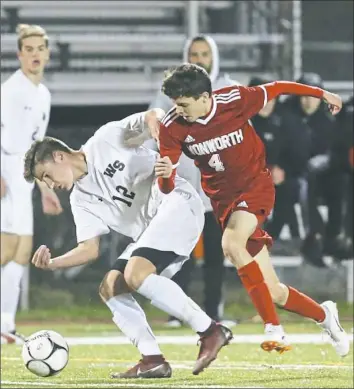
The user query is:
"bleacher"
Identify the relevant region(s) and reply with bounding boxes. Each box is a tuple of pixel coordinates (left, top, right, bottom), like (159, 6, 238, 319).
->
(1, 0, 285, 105)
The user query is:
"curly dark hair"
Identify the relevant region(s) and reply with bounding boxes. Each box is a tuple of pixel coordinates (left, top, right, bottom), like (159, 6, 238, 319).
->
(162, 63, 212, 100)
(24, 137, 72, 183)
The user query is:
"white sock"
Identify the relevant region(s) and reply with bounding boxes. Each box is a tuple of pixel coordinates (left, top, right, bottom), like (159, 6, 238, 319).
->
(1, 261, 25, 333)
(137, 274, 212, 333)
(106, 293, 162, 356)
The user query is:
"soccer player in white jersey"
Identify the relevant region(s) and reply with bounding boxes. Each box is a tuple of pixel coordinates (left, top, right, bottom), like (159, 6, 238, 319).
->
(1, 24, 63, 344)
(23, 109, 233, 378)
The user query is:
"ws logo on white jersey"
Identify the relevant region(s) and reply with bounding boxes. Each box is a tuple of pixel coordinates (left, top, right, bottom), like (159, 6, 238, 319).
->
(104, 160, 126, 177)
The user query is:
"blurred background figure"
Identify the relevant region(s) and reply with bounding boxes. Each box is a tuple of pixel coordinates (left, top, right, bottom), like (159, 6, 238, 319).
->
(1, 24, 62, 344)
(332, 95, 354, 261)
(249, 76, 311, 256)
(283, 73, 346, 266)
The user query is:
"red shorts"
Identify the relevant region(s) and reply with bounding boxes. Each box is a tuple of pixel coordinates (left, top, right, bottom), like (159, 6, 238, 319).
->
(211, 172, 275, 257)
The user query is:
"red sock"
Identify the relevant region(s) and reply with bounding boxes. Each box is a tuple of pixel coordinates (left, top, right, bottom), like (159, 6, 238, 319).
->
(238, 261, 280, 325)
(283, 286, 326, 322)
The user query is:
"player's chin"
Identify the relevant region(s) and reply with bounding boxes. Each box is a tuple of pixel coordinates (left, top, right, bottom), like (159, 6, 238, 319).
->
(29, 64, 42, 72)
(64, 182, 74, 191)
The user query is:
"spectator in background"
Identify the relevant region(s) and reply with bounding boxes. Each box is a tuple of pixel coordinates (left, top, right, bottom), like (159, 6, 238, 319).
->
(331, 95, 353, 260)
(148, 35, 239, 327)
(1, 24, 63, 344)
(284, 73, 343, 266)
(249, 77, 311, 255)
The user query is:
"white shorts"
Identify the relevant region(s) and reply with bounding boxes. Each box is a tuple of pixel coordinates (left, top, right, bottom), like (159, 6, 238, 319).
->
(1, 154, 34, 235)
(119, 181, 205, 279)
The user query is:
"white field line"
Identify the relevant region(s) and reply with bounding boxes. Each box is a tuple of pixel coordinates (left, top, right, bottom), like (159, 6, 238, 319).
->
(2, 357, 352, 370)
(61, 333, 353, 345)
(0, 382, 264, 389)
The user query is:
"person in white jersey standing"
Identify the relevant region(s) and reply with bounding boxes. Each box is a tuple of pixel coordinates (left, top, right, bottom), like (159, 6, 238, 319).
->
(23, 109, 233, 378)
(1, 24, 63, 344)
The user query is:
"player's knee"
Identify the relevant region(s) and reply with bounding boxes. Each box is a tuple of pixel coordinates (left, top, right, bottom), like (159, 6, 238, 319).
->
(13, 249, 33, 266)
(268, 283, 289, 306)
(13, 237, 33, 265)
(99, 270, 128, 302)
(221, 232, 247, 265)
(124, 257, 156, 291)
(1, 235, 18, 265)
(0, 252, 12, 266)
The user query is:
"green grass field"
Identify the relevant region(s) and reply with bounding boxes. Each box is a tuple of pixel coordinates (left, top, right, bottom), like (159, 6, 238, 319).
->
(1, 321, 353, 388)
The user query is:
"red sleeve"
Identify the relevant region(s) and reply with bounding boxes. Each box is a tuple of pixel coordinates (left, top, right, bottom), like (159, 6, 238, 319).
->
(238, 81, 324, 121)
(158, 123, 183, 194)
(263, 81, 324, 101)
(238, 85, 268, 120)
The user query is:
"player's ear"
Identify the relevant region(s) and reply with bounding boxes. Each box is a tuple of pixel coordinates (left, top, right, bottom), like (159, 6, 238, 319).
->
(201, 92, 209, 103)
(52, 151, 64, 162)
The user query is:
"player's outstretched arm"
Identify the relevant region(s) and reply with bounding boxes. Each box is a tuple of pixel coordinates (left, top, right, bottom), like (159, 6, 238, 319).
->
(263, 81, 342, 115)
(123, 108, 165, 147)
(32, 237, 100, 270)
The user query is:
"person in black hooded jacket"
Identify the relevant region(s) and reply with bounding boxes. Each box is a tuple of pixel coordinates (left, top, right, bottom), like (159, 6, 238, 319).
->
(284, 73, 345, 265)
(249, 77, 311, 254)
(330, 95, 353, 260)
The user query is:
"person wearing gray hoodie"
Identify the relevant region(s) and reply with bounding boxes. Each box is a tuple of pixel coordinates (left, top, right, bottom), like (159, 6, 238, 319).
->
(147, 35, 239, 327)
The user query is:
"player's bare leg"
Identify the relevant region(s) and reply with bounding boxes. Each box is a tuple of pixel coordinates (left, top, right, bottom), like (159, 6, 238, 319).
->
(255, 246, 350, 357)
(1, 234, 30, 344)
(99, 269, 172, 379)
(1, 233, 18, 266)
(125, 256, 233, 375)
(221, 210, 288, 353)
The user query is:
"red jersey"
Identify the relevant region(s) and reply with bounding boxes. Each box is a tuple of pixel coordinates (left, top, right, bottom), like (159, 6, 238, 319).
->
(160, 85, 269, 203)
(158, 81, 324, 204)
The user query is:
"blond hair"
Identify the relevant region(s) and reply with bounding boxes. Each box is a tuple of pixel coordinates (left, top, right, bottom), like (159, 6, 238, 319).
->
(17, 24, 49, 50)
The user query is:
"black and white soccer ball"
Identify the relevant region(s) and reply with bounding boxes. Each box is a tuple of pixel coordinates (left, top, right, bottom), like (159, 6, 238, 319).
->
(22, 330, 69, 377)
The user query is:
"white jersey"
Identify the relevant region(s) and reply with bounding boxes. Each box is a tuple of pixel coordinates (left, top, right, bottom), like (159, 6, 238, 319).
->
(1, 69, 51, 156)
(70, 112, 201, 244)
(1, 69, 51, 236)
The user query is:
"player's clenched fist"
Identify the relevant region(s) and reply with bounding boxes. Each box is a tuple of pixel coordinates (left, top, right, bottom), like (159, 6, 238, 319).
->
(32, 245, 52, 269)
(155, 156, 173, 178)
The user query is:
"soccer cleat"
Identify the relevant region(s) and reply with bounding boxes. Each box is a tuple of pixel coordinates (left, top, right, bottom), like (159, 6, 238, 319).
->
(318, 301, 350, 357)
(261, 324, 291, 354)
(1, 330, 26, 345)
(193, 322, 233, 375)
(110, 355, 172, 379)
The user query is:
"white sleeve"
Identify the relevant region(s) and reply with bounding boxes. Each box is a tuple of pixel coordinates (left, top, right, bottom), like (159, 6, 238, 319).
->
(98, 111, 150, 149)
(35, 90, 51, 140)
(71, 203, 110, 243)
(0, 86, 23, 154)
(118, 111, 146, 132)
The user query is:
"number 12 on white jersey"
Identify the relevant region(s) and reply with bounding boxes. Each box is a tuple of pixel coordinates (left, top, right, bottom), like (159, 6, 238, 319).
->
(208, 154, 225, 171)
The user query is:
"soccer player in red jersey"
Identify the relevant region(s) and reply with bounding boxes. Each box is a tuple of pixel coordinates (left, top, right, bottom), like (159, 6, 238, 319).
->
(154, 64, 349, 356)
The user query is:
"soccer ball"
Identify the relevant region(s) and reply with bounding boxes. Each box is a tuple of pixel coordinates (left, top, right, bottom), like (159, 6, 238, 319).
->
(22, 330, 69, 377)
